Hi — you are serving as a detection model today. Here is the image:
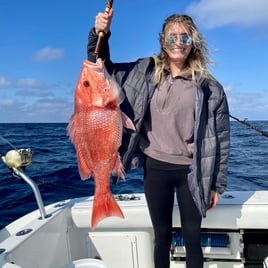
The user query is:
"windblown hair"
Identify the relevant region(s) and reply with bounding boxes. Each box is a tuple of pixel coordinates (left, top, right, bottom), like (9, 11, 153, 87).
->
(153, 14, 212, 84)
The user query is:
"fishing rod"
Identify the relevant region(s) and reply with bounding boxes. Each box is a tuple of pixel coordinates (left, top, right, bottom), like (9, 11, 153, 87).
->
(229, 114, 268, 138)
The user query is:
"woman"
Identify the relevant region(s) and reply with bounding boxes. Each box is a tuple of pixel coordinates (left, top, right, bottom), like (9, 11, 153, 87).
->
(88, 9, 230, 268)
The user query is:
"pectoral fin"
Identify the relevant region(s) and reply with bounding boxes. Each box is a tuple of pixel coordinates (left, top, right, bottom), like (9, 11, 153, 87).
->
(121, 111, 136, 131)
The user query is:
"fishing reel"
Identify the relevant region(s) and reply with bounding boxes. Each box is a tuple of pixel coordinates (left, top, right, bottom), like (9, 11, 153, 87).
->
(0, 148, 48, 220)
(1, 148, 33, 169)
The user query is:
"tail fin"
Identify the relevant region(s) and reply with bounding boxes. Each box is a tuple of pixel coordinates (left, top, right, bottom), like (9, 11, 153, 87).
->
(91, 192, 124, 229)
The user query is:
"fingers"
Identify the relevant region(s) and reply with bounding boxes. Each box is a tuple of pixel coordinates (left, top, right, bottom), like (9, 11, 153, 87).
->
(208, 191, 219, 210)
(95, 8, 114, 34)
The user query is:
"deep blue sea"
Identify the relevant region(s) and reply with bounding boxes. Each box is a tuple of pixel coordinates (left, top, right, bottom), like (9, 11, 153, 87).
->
(0, 121, 268, 230)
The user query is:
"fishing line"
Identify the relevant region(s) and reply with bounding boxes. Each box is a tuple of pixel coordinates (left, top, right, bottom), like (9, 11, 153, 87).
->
(37, 179, 90, 194)
(0, 134, 17, 150)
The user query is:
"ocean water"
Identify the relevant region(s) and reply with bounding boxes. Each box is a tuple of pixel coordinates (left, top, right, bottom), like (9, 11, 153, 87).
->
(0, 121, 268, 230)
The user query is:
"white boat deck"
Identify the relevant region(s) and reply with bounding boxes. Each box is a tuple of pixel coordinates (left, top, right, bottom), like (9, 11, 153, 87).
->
(0, 191, 268, 268)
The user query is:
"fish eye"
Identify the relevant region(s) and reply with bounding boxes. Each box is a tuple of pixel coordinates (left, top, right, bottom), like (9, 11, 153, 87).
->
(83, 80, 90, 87)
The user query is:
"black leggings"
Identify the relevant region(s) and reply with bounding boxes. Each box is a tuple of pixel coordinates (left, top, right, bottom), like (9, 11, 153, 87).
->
(144, 156, 203, 268)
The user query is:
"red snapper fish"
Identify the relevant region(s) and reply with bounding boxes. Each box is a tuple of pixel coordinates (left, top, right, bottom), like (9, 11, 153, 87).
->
(67, 58, 135, 229)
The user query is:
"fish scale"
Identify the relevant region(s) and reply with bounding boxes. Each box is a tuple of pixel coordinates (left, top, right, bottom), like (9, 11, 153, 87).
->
(67, 58, 135, 229)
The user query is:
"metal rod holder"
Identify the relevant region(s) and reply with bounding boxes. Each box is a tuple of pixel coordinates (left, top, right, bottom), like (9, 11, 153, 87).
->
(12, 167, 48, 220)
(1, 152, 48, 220)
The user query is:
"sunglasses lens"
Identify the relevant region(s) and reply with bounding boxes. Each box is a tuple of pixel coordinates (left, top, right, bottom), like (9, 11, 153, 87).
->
(180, 33, 192, 46)
(165, 34, 178, 46)
(165, 33, 192, 46)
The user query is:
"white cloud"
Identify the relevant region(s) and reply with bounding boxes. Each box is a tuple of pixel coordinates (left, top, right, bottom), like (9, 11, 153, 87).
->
(24, 97, 73, 122)
(0, 99, 26, 122)
(0, 76, 56, 92)
(15, 78, 54, 90)
(186, 0, 268, 29)
(0, 97, 73, 123)
(16, 89, 55, 98)
(0, 76, 12, 87)
(32, 46, 64, 62)
(0, 99, 14, 107)
(222, 83, 233, 94)
(224, 83, 268, 120)
(0, 75, 70, 122)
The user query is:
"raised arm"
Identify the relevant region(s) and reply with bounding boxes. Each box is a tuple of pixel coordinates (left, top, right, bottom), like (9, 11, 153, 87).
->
(87, 9, 114, 63)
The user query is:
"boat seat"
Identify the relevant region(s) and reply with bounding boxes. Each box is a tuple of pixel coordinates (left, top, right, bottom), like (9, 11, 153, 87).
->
(62, 258, 107, 268)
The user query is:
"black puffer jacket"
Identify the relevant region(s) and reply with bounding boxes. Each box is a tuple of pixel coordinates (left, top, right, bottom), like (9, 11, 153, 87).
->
(87, 28, 230, 216)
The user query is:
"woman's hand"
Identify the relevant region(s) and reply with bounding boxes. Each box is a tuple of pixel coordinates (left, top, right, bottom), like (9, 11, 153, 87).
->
(208, 191, 219, 210)
(95, 8, 114, 34)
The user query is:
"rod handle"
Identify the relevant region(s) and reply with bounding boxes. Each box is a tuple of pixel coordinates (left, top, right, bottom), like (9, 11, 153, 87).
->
(94, 0, 114, 55)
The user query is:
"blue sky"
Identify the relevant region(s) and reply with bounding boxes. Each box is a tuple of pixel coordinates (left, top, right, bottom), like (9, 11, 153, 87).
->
(0, 0, 268, 123)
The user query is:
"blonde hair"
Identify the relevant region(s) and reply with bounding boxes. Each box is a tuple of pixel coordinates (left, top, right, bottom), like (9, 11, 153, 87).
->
(153, 14, 212, 84)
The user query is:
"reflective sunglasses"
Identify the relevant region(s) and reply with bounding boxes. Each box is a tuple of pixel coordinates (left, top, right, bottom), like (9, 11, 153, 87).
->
(165, 33, 193, 46)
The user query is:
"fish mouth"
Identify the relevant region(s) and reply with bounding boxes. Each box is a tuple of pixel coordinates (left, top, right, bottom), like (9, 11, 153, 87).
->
(96, 58, 104, 66)
(85, 58, 105, 73)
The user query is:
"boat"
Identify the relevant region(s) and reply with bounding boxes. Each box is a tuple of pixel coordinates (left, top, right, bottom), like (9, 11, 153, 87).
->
(0, 148, 268, 268)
